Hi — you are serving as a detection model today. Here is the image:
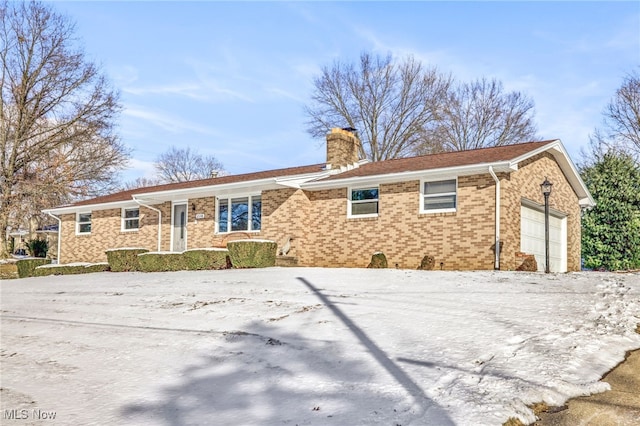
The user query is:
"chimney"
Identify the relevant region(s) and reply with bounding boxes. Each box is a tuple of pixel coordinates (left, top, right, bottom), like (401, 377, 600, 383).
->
(210, 171, 219, 178)
(326, 127, 361, 169)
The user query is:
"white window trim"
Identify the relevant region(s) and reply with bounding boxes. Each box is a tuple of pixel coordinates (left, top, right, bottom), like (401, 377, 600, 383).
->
(121, 207, 140, 232)
(76, 211, 92, 235)
(420, 178, 458, 214)
(215, 194, 262, 234)
(347, 186, 379, 219)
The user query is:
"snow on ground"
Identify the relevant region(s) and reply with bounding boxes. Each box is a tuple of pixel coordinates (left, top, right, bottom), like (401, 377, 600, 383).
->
(1, 268, 639, 426)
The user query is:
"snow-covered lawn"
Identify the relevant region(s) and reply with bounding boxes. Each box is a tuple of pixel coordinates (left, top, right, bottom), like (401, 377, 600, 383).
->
(1, 268, 638, 425)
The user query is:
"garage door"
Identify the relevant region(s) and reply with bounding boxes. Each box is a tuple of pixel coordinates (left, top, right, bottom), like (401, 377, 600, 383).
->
(520, 203, 567, 272)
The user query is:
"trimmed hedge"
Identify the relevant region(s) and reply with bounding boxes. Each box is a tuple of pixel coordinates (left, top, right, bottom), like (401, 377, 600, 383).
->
(17, 258, 52, 278)
(138, 252, 186, 272)
(84, 263, 111, 274)
(34, 262, 110, 277)
(183, 248, 230, 270)
(227, 240, 277, 268)
(135, 249, 231, 272)
(106, 248, 149, 272)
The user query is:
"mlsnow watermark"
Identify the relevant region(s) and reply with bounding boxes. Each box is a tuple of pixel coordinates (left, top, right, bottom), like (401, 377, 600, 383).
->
(3, 409, 57, 421)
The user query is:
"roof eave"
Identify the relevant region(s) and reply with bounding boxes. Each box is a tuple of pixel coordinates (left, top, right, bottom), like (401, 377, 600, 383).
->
(43, 199, 139, 215)
(301, 161, 517, 190)
(512, 139, 595, 207)
(43, 170, 334, 214)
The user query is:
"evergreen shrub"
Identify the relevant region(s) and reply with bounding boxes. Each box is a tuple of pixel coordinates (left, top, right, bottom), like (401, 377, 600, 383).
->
(106, 248, 149, 272)
(17, 258, 51, 278)
(183, 248, 231, 270)
(138, 252, 186, 272)
(227, 240, 277, 268)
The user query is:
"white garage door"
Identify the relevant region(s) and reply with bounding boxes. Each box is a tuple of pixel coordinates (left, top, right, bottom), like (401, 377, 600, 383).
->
(520, 204, 567, 273)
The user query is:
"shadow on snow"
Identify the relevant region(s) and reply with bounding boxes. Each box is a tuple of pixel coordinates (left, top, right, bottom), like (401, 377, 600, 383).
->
(120, 277, 454, 425)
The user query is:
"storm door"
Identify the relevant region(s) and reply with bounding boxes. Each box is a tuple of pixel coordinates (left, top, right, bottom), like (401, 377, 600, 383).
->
(172, 203, 187, 252)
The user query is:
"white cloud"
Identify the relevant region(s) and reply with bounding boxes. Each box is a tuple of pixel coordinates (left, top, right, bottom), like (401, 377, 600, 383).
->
(125, 157, 157, 179)
(123, 105, 221, 136)
(109, 65, 139, 86)
(124, 83, 209, 101)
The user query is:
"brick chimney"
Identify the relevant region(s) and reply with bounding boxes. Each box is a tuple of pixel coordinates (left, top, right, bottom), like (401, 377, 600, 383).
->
(326, 127, 361, 169)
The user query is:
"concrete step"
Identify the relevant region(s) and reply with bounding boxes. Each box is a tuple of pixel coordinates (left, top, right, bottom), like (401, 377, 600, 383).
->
(276, 256, 298, 267)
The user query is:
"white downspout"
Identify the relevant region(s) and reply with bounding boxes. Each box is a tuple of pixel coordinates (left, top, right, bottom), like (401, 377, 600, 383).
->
(133, 197, 162, 252)
(46, 212, 62, 264)
(488, 166, 500, 270)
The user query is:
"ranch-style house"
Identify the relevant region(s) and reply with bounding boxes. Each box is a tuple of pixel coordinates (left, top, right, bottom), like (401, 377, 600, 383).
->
(43, 128, 594, 272)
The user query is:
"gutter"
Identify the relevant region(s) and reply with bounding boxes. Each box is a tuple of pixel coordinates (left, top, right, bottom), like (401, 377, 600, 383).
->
(488, 166, 501, 270)
(301, 161, 516, 190)
(45, 212, 62, 264)
(133, 196, 162, 252)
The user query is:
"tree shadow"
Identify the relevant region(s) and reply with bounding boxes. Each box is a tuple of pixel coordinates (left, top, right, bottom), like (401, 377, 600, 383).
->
(119, 277, 455, 426)
(297, 277, 454, 425)
(120, 321, 446, 425)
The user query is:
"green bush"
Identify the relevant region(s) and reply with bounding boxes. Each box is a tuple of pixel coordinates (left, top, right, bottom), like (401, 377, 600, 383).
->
(138, 252, 186, 272)
(33, 262, 110, 276)
(17, 258, 52, 278)
(26, 238, 49, 258)
(183, 248, 230, 270)
(106, 248, 149, 272)
(84, 263, 110, 273)
(367, 252, 388, 268)
(227, 240, 277, 268)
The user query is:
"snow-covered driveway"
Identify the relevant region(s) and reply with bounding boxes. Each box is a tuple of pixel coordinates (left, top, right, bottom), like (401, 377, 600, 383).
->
(1, 268, 639, 425)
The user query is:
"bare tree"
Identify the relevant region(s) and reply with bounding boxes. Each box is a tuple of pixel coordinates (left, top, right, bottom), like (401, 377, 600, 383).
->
(119, 176, 163, 191)
(416, 78, 538, 153)
(0, 1, 129, 257)
(154, 146, 225, 183)
(602, 70, 640, 158)
(304, 52, 451, 161)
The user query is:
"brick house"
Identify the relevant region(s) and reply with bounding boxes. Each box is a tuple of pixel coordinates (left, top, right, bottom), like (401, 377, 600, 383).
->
(43, 128, 594, 272)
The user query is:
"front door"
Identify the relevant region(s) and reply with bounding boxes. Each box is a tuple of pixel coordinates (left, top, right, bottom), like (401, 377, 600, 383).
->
(172, 204, 187, 252)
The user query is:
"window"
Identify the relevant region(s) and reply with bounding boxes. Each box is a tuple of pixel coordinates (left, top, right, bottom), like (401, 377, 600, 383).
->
(122, 208, 140, 231)
(349, 187, 379, 217)
(422, 179, 457, 212)
(216, 195, 261, 233)
(77, 212, 92, 234)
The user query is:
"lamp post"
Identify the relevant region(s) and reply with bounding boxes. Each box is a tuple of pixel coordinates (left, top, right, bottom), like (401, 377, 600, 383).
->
(540, 177, 553, 273)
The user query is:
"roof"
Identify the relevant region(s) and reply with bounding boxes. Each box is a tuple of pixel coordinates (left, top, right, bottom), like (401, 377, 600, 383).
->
(68, 163, 327, 207)
(43, 139, 594, 213)
(319, 140, 557, 181)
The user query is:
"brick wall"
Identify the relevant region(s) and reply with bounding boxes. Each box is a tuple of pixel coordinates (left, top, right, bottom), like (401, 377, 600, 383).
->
(260, 188, 311, 259)
(501, 152, 581, 271)
(294, 175, 498, 269)
(187, 197, 217, 249)
(58, 203, 170, 263)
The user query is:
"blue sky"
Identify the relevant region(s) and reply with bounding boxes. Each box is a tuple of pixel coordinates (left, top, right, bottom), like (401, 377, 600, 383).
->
(54, 1, 639, 182)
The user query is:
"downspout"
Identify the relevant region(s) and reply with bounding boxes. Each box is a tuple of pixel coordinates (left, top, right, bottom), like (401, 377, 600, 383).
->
(488, 166, 500, 270)
(133, 197, 162, 252)
(46, 212, 62, 264)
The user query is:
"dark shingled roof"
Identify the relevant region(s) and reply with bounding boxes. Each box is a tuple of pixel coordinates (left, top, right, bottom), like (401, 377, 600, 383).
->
(69, 163, 327, 207)
(66, 140, 556, 208)
(319, 140, 556, 181)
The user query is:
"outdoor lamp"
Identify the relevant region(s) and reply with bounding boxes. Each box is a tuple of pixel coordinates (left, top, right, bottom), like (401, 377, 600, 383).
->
(540, 177, 553, 197)
(540, 177, 553, 273)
